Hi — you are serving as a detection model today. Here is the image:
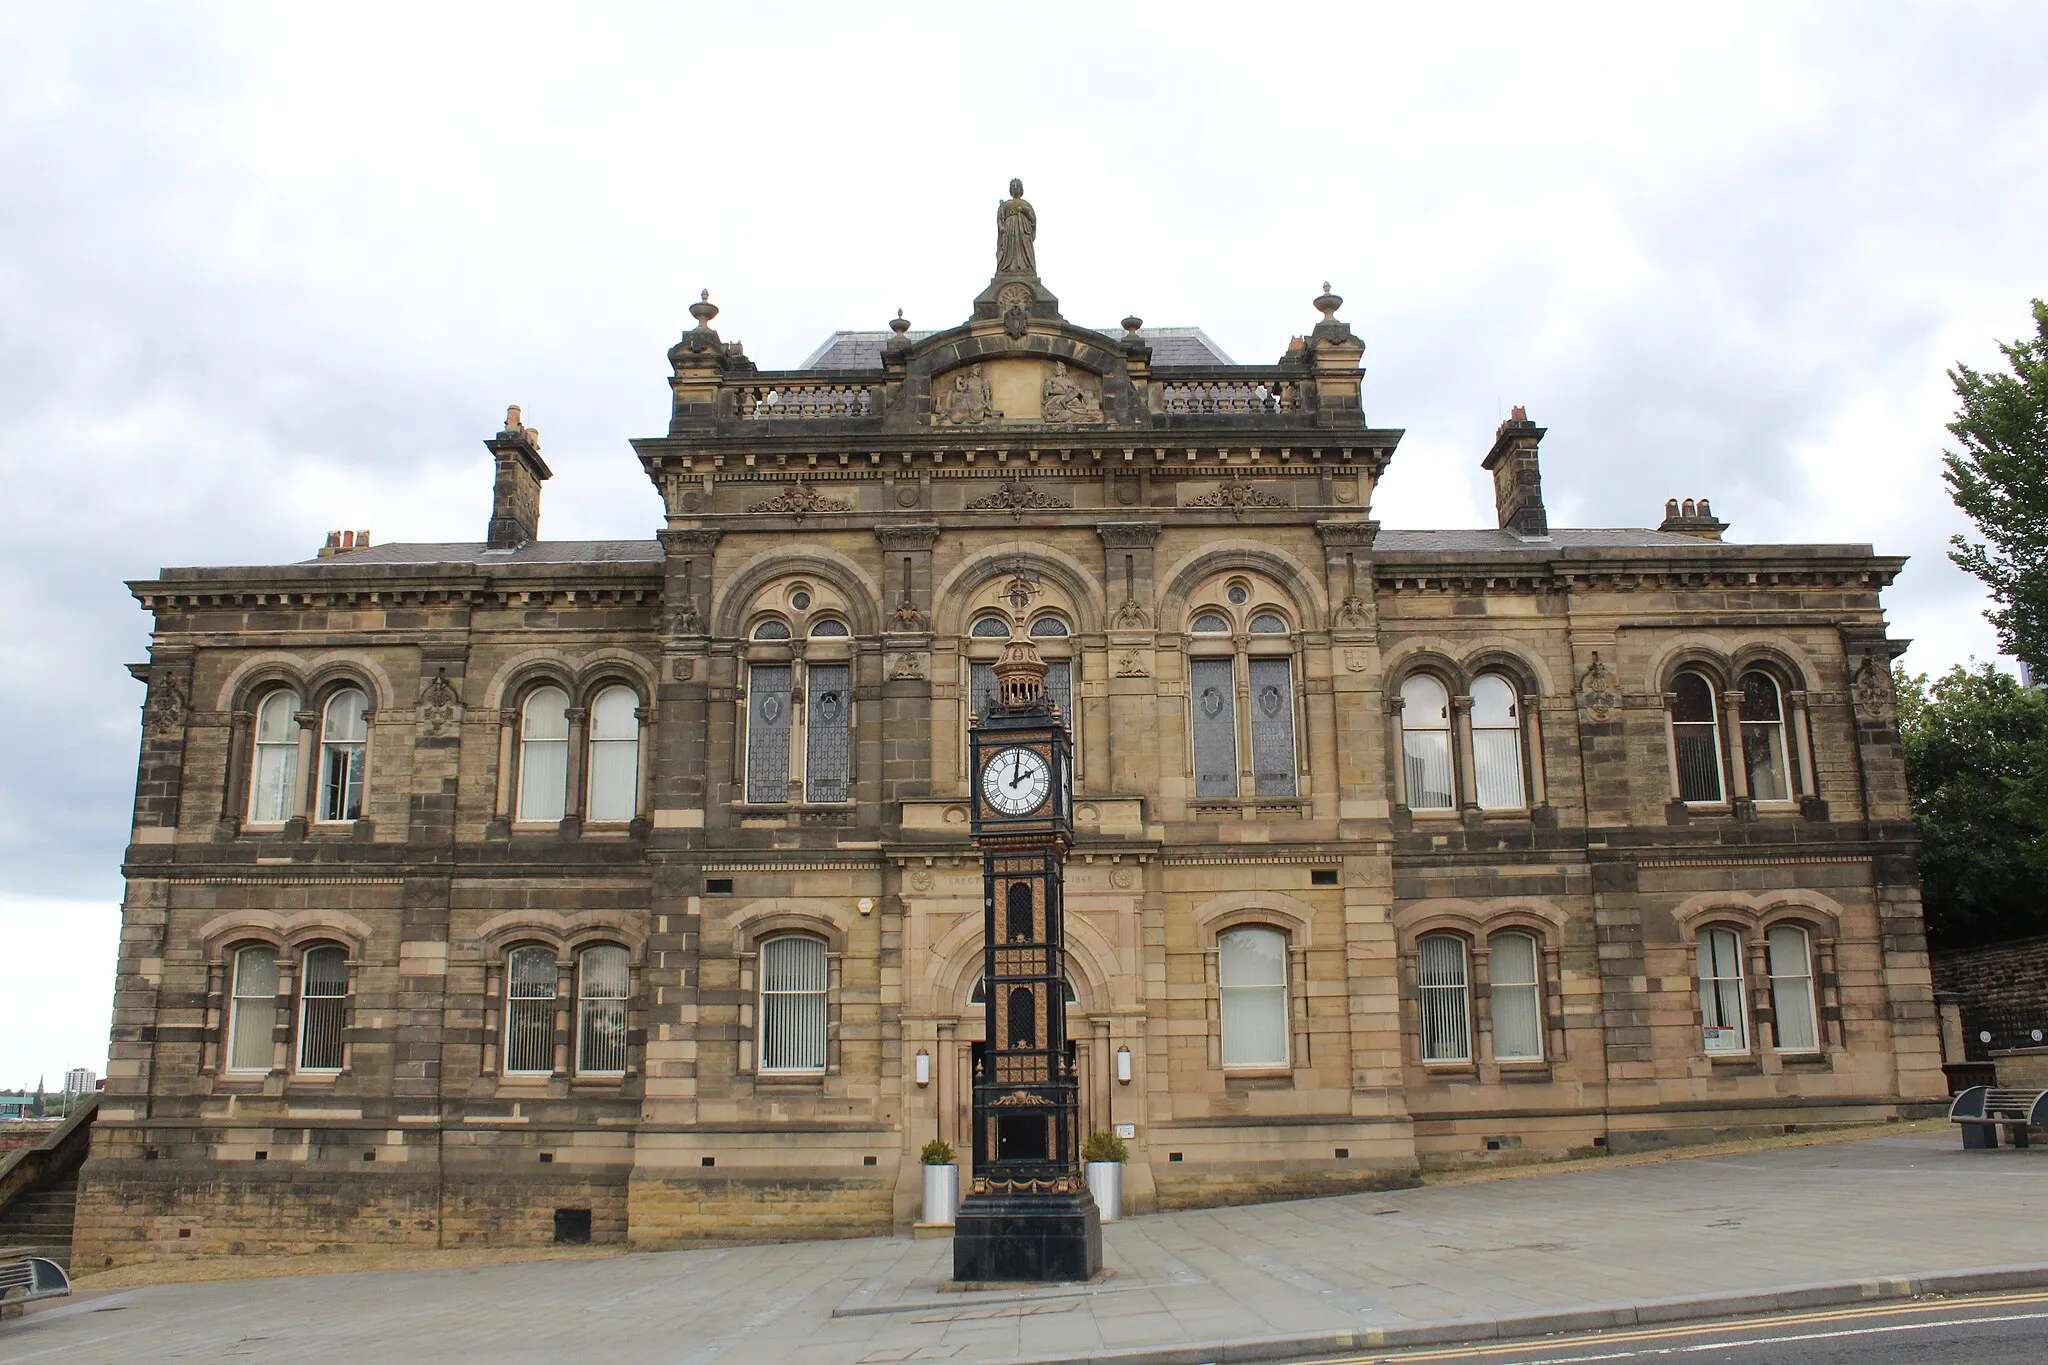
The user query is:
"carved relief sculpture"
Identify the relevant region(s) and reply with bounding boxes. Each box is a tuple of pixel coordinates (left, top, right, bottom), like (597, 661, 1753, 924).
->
(1040, 362, 1102, 425)
(967, 476, 1073, 516)
(1579, 653, 1620, 721)
(748, 482, 854, 520)
(1185, 476, 1289, 518)
(417, 669, 461, 737)
(935, 366, 998, 427)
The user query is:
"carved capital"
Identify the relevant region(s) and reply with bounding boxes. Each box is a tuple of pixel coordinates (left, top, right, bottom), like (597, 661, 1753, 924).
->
(1095, 521, 1162, 548)
(874, 523, 942, 550)
(660, 527, 723, 554)
(1315, 519, 1381, 549)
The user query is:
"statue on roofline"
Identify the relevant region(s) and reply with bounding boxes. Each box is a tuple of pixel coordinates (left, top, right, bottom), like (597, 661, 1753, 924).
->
(997, 178, 1036, 277)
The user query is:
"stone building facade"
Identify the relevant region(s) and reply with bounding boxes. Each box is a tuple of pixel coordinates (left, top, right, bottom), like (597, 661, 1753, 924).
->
(80, 190, 1947, 1267)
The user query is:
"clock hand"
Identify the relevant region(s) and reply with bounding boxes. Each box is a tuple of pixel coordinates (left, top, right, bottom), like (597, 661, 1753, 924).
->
(1010, 752, 1024, 788)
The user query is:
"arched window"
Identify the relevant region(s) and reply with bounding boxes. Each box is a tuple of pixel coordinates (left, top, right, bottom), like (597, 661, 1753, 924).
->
(1417, 933, 1471, 1062)
(1190, 612, 1231, 634)
(806, 662, 852, 803)
(970, 974, 1078, 1005)
(576, 944, 630, 1075)
(1028, 615, 1070, 637)
(1739, 671, 1792, 802)
(1488, 932, 1543, 1060)
(1696, 927, 1747, 1052)
(759, 935, 827, 1073)
(1470, 674, 1526, 810)
(1248, 612, 1289, 634)
(1006, 881, 1035, 941)
(1219, 927, 1289, 1067)
(248, 689, 302, 823)
(227, 945, 277, 1072)
(809, 618, 850, 638)
(1007, 986, 1037, 1048)
(1400, 675, 1455, 811)
(505, 945, 558, 1075)
(1189, 653, 1238, 798)
(751, 618, 792, 640)
(585, 686, 640, 822)
(317, 688, 368, 823)
(970, 614, 1013, 638)
(296, 944, 347, 1072)
(1671, 671, 1725, 803)
(516, 686, 570, 823)
(745, 662, 794, 803)
(1248, 654, 1298, 797)
(1767, 924, 1819, 1051)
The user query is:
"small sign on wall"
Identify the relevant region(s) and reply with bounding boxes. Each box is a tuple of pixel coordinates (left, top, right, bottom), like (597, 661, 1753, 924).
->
(1114, 1124, 1135, 1140)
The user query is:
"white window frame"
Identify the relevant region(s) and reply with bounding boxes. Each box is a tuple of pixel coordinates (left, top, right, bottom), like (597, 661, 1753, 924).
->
(295, 943, 348, 1074)
(1470, 674, 1527, 811)
(247, 688, 302, 824)
(504, 945, 559, 1076)
(1766, 923, 1821, 1052)
(575, 944, 630, 1076)
(1401, 675, 1456, 812)
(515, 685, 571, 824)
(1218, 927, 1291, 1069)
(1697, 927, 1748, 1053)
(316, 688, 369, 824)
(1417, 933, 1472, 1063)
(1670, 671, 1726, 805)
(584, 685, 642, 823)
(758, 934, 829, 1074)
(1487, 931, 1544, 1061)
(226, 945, 278, 1074)
(1739, 670, 1795, 804)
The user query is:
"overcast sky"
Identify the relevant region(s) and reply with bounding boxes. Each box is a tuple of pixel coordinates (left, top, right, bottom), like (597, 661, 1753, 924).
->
(1, 3, 2042, 1087)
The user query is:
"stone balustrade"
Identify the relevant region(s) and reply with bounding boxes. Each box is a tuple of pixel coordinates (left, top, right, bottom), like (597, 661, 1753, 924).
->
(735, 381, 879, 420)
(1158, 375, 1302, 415)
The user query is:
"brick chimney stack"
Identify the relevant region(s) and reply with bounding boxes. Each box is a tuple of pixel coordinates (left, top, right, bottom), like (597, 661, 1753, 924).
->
(485, 405, 551, 550)
(1482, 405, 1547, 536)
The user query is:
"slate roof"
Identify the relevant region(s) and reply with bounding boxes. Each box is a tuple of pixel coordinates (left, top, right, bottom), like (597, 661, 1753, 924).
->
(799, 326, 1234, 371)
(1373, 528, 1736, 552)
(292, 540, 664, 568)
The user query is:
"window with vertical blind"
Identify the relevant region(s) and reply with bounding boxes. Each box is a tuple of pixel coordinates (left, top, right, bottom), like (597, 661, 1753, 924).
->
(1767, 924, 1819, 1051)
(296, 944, 347, 1072)
(1488, 932, 1544, 1060)
(759, 935, 827, 1072)
(577, 944, 630, 1075)
(1190, 657, 1239, 799)
(1418, 934, 1471, 1062)
(318, 688, 369, 823)
(1218, 927, 1289, 1067)
(247, 689, 301, 823)
(745, 664, 794, 803)
(1739, 671, 1793, 802)
(517, 686, 571, 823)
(1671, 672, 1725, 803)
(227, 945, 277, 1072)
(584, 686, 640, 822)
(505, 945, 558, 1074)
(805, 664, 852, 803)
(1401, 675, 1455, 810)
(1470, 674, 1526, 810)
(1696, 927, 1747, 1052)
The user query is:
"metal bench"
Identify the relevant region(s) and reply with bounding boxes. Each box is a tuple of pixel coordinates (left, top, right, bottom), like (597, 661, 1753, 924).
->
(0, 1256, 71, 1315)
(1948, 1085, 2048, 1149)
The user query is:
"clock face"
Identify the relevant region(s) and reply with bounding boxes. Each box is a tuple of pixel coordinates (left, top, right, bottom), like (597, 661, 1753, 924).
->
(981, 746, 1052, 816)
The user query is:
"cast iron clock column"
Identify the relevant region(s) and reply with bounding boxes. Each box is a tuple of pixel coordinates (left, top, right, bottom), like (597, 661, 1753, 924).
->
(953, 624, 1103, 1282)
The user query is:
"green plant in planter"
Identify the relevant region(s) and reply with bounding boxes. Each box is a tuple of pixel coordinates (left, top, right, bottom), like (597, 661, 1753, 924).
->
(920, 1138, 956, 1165)
(1081, 1130, 1128, 1164)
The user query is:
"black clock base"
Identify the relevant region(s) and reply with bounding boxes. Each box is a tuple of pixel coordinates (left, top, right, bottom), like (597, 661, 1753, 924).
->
(951, 1188, 1103, 1283)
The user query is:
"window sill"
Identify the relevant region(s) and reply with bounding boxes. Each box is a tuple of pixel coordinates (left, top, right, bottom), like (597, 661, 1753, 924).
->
(497, 1074, 555, 1087)
(1774, 1050, 1831, 1067)
(1421, 1061, 1478, 1078)
(288, 1071, 343, 1084)
(1221, 1065, 1292, 1081)
(753, 1071, 828, 1087)
(1496, 1059, 1549, 1077)
(571, 1074, 627, 1087)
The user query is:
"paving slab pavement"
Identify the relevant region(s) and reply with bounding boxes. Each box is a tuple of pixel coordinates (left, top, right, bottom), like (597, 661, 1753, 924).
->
(4, 1130, 2045, 1365)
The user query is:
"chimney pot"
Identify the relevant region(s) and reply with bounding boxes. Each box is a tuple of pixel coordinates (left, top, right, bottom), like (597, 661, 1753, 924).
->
(1666, 498, 1680, 519)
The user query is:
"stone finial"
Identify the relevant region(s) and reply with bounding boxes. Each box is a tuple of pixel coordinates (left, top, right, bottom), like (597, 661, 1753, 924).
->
(1315, 283, 1341, 321)
(689, 289, 720, 330)
(1309, 283, 1356, 347)
(889, 309, 911, 335)
(1122, 316, 1143, 336)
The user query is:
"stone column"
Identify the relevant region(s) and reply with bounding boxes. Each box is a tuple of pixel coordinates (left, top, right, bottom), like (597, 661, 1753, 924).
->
(1721, 689, 1751, 807)
(1523, 693, 1548, 807)
(560, 705, 589, 835)
(1452, 695, 1478, 815)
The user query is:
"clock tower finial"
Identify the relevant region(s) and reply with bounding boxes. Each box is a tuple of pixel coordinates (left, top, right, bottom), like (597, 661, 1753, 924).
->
(992, 629, 1049, 712)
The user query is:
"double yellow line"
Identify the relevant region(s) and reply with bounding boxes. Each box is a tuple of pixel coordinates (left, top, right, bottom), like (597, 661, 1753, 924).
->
(1313, 1287, 2048, 1363)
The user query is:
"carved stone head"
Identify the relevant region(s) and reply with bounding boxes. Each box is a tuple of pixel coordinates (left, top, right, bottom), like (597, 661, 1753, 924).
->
(1009, 178, 1024, 199)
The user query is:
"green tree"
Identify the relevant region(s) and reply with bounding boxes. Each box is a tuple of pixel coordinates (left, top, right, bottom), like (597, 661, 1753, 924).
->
(1945, 300, 2048, 670)
(1897, 662, 2048, 948)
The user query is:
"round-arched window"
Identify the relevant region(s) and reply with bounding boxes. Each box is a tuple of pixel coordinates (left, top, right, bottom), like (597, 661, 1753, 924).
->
(1190, 612, 1231, 634)
(970, 615, 1012, 638)
(751, 618, 792, 641)
(1249, 612, 1288, 634)
(809, 618, 850, 638)
(1399, 675, 1454, 810)
(1028, 615, 1070, 638)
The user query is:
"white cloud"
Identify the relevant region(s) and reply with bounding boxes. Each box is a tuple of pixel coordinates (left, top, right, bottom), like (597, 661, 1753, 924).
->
(0, 898, 118, 1088)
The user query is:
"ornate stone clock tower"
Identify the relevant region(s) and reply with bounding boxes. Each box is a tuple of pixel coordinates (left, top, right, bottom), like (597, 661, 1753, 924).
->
(954, 588, 1102, 1283)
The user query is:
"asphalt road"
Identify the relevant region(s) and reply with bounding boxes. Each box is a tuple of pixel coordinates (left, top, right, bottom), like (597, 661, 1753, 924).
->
(1296, 1290, 2048, 1365)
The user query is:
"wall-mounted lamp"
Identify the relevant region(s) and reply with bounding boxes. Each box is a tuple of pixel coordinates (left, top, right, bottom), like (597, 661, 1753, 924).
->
(1115, 1046, 1132, 1084)
(857, 897, 876, 916)
(914, 1050, 931, 1086)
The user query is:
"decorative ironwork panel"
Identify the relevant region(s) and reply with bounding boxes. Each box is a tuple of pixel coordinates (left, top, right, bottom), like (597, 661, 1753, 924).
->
(975, 660, 1071, 733)
(1190, 657, 1239, 798)
(1248, 657, 1298, 797)
(805, 663, 851, 802)
(746, 665, 793, 803)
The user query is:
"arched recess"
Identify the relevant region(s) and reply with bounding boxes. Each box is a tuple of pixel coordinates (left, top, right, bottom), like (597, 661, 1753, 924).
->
(925, 908, 1117, 1018)
(1458, 637, 1556, 697)
(711, 547, 883, 639)
(574, 656, 658, 709)
(1188, 889, 1320, 945)
(915, 324, 1128, 381)
(1389, 896, 1569, 944)
(472, 908, 649, 957)
(1381, 639, 1467, 692)
(1728, 637, 1819, 691)
(1669, 888, 1846, 940)
(215, 651, 399, 714)
(198, 908, 374, 960)
(1157, 542, 1328, 634)
(932, 540, 1107, 637)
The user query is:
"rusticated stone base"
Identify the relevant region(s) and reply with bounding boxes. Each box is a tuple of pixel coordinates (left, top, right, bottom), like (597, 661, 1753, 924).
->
(625, 1173, 893, 1250)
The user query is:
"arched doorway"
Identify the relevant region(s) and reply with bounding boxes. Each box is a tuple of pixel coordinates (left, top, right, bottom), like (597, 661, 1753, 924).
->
(950, 972, 1103, 1174)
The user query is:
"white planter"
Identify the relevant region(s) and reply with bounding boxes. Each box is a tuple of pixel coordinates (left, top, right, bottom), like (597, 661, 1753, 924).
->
(1085, 1161, 1123, 1222)
(921, 1162, 959, 1226)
